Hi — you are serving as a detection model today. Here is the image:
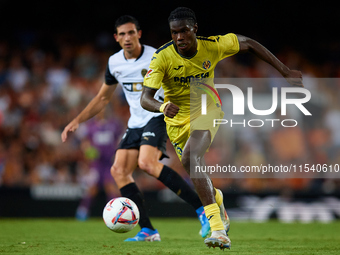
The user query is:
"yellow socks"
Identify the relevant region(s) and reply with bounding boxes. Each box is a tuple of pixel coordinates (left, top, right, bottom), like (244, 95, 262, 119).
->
(204, 203, 224, 231)
(204, 189, 225, 232)
(214, 188, 223, 207)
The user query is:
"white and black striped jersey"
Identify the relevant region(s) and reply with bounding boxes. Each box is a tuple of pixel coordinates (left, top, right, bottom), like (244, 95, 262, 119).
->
(105, 45, 164, 128)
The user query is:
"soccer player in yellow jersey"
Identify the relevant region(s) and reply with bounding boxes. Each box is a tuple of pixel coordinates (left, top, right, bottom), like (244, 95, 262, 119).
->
(141, 7, 303, 250)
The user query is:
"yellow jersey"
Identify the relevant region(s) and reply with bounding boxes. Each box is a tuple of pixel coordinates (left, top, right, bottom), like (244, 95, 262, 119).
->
(144, 33, 239, 126)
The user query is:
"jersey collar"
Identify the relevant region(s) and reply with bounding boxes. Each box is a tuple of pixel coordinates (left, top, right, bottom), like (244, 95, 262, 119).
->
(123, 45, 145, 62)
(135, 45, 145, 61)
(173, 40, 198, 59)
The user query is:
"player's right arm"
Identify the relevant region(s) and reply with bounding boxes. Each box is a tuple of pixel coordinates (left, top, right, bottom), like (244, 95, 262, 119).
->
(140, 87, 179, 118)
(61, 82, 117, 142)
(142, 50, 179, 118)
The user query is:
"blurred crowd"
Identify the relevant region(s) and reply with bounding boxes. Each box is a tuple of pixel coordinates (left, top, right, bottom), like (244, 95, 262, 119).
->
(0, 31, 339, 196)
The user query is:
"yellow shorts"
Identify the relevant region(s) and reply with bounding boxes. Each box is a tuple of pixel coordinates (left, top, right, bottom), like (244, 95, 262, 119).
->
(167, 108, 224, 161)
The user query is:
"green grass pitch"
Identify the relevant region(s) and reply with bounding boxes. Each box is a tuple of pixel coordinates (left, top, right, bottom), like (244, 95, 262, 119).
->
(0, 218, 339, 254)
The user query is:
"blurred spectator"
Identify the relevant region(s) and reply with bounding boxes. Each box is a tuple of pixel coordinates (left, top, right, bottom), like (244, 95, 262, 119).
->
(7, 56, 30, 92)
(0, 58, 8, 86)
(74, 43, 99, 80)
(74, 108, 124, 220)
(45, 58, 70, 97)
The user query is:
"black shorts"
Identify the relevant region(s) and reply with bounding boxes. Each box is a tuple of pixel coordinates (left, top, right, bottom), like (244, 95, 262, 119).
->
(117, 115, 169, 159)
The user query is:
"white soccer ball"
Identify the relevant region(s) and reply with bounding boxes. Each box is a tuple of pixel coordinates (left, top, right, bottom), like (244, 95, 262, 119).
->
(103, 197, 139, 233)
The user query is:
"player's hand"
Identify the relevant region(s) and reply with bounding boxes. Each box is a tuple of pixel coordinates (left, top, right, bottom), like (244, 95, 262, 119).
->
(61, 120, 79, 142)
(284, 70, 304, 87)
(163, 102, 179, 118)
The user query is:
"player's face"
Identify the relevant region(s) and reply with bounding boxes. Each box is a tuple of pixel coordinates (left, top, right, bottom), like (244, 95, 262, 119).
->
(114, 23, 142, 53)
(170, 20, 198, 57)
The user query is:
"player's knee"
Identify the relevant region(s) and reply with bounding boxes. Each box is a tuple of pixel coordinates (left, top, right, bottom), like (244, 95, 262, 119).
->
(110, 165, 125, 180)
(110, 165, 117, 178)
(138, 158, 156, 176)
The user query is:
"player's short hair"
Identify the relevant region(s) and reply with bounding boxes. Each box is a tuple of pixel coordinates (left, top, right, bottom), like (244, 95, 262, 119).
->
(168, 7, 197, 26)
(115, 15, 140, 32)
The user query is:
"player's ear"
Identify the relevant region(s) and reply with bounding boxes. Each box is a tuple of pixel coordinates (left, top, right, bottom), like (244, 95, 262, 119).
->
(193, 24, 198, 33)
(138, 29, 142, 39)
(113, 33, 118, 42)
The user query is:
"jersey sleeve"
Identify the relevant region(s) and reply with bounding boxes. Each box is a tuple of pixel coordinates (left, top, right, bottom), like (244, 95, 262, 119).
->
(218, 33, 240, 60)
(143, 53, 164, 90)
(104, 62, 118, 85)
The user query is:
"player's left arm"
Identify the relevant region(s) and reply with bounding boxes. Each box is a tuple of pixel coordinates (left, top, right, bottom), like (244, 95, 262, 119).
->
(236, 34, 303, 87)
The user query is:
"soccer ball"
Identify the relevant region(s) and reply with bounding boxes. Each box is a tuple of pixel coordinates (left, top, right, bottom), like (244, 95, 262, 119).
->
(103, 197, 139, 233)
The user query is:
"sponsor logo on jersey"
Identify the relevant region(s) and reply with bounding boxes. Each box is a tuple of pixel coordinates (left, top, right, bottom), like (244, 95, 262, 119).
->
(174, 72, 210, 85)
(123, 82, 143, 92)
(202, 60, 211, 70)
(145, 69, 153, 78)
(174, 65, 183, 70)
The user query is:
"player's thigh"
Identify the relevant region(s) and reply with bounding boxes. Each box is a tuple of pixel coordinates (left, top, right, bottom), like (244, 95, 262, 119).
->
(138, 144, 162, 169)
(112, 149, 139, 176)
(183, 130, 211, 160)
(138, 145, 163, 177)
(139, 145, 162, 163)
